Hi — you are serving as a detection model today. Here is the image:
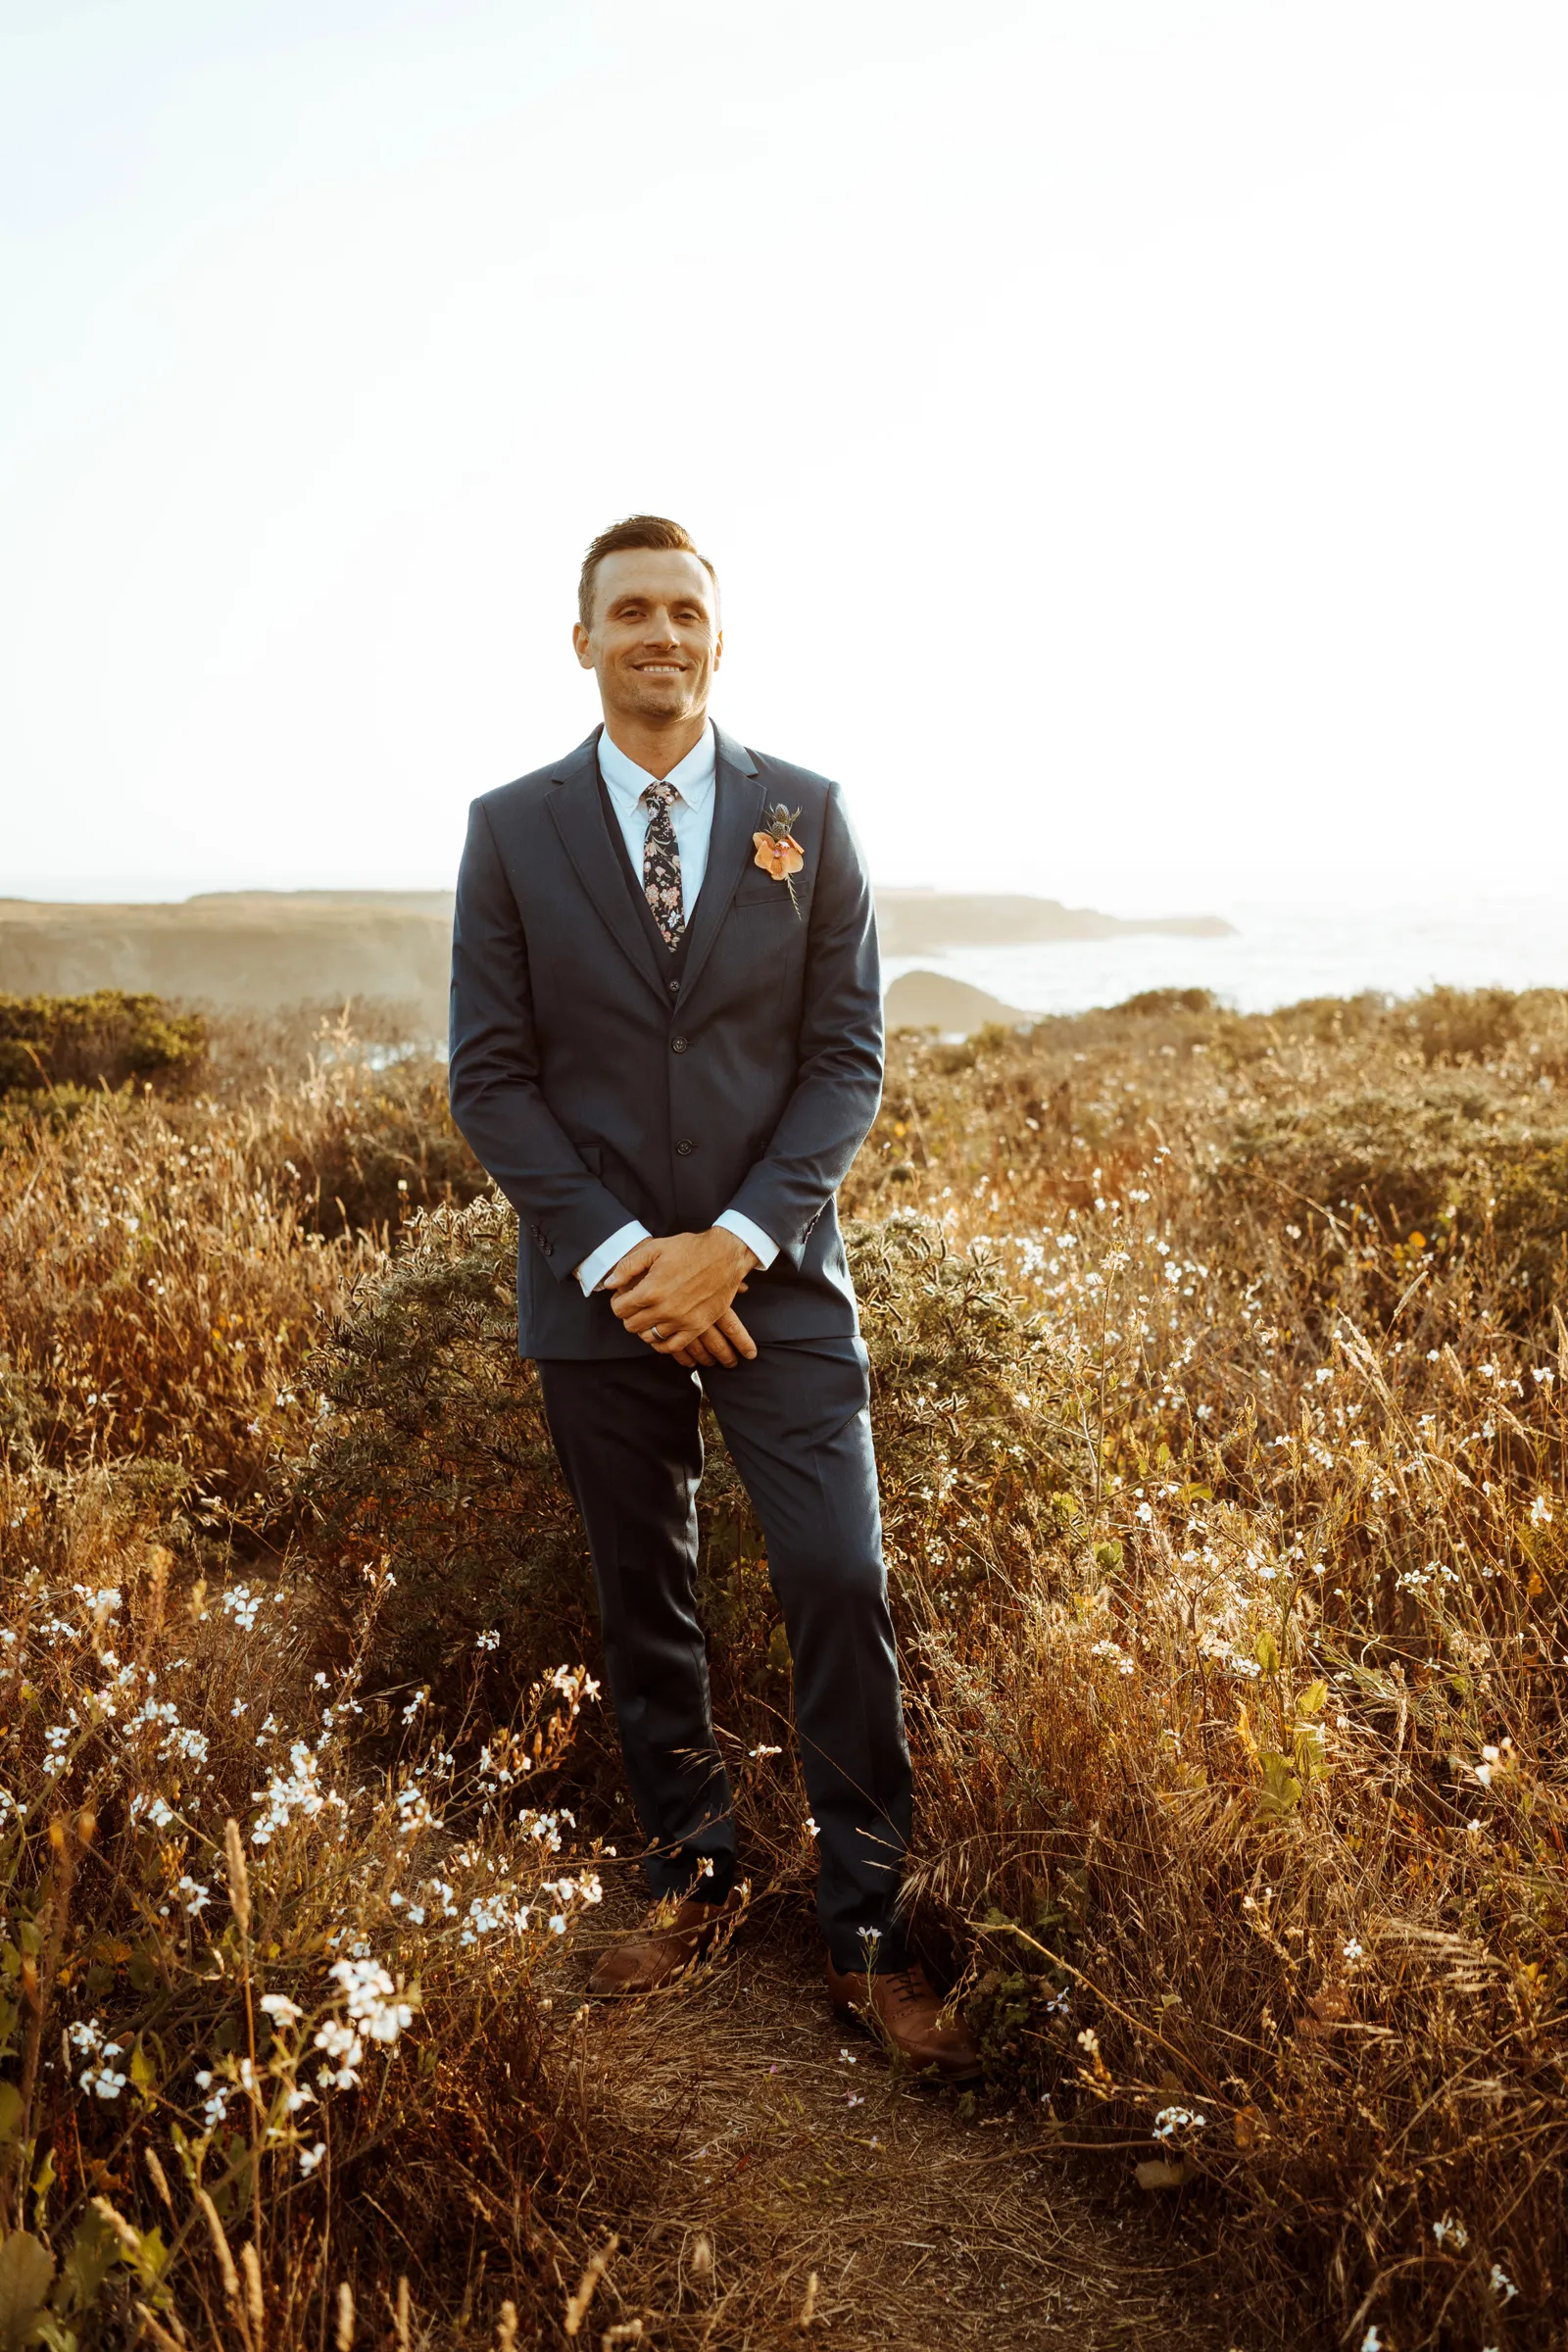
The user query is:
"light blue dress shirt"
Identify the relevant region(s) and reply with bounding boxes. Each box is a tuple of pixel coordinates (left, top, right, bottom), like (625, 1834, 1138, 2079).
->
(598, 721, 717, 921)
(574, 721, 780, 1298)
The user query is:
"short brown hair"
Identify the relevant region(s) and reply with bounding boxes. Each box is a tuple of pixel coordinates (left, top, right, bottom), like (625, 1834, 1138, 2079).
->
(577, 514, 718, 626)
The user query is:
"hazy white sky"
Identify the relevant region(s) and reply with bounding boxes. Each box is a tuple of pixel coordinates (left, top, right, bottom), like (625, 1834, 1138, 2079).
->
(4, 0, 1565, 913)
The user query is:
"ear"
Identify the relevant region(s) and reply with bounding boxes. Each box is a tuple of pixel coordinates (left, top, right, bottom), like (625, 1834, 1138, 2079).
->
(712, 627, 723, 672)
(572, 620, 594, 670)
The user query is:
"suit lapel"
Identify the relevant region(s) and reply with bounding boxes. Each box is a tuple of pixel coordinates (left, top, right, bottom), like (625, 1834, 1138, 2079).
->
(545, 732, 670, 1007)
(678, 727, 764, 1004)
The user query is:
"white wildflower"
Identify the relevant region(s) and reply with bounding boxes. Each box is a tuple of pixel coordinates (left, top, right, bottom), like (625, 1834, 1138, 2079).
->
(312, 2019, 363, 2090)
(1152, 2106, 1205, 2140)
(394, 1783, 439, 1837)
(193, 2069, 230, 2128)
(251, 1740, 330, 1844)
(329, 1957, 414, 2045)
(81, 2054, 127, 2098)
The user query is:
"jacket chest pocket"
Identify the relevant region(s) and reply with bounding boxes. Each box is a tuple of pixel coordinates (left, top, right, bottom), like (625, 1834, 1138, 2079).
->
(711, 898, 805, 1009)
(730, 882, 803, 916)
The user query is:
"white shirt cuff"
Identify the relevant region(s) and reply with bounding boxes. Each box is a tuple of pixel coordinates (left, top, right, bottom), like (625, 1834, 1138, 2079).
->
(714, 1209, 778, 1270)
(575, 1220, 651, 1298)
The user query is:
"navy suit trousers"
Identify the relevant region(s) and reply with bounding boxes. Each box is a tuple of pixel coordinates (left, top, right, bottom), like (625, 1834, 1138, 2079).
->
(536, 1337, 912, 1971)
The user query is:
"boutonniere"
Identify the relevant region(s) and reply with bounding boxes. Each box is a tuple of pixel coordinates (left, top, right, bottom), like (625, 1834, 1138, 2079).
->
(753, 804, 806, 918)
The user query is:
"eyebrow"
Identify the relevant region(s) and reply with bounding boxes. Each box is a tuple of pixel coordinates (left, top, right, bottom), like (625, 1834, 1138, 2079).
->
(607, 591, 710, 615)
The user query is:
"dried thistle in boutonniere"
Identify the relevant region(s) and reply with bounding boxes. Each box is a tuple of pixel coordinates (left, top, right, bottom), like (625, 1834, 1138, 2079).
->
(753, 804, 806, 917)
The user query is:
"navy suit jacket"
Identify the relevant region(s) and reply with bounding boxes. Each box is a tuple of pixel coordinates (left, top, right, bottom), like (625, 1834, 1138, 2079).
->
(448, 724, 884, 1359)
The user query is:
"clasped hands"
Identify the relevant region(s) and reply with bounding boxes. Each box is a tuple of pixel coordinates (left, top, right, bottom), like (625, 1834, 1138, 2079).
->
(602, 1228, 759, 1368)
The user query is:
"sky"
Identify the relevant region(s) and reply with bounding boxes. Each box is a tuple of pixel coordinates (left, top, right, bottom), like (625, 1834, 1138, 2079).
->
(3, 0, 1566, 917)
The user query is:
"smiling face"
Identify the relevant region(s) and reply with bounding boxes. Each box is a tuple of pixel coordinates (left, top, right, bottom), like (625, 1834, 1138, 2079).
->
(572, 547, 722, 741)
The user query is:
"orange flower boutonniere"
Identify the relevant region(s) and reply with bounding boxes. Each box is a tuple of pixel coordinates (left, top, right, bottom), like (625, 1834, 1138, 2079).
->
(753, 804, 806, 917)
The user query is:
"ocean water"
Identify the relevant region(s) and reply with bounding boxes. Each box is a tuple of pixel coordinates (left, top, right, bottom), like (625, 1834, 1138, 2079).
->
(882, 902, 1568, 1019)
(9, 879, 1567, 1023)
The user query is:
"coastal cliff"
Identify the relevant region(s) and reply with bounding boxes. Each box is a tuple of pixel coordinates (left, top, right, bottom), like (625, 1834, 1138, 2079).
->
(0, 888, 1232, 1029)
(874, 889, 1233, 954)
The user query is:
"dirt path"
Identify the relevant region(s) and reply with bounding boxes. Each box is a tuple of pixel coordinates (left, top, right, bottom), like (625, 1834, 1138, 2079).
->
(554, 1892, 1236, 2351)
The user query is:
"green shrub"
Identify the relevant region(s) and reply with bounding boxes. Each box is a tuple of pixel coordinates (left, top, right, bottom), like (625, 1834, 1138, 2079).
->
(1218, 1084, 1480, 1234)
(1214, 1078, 1568, 1322)
(1490, 1134, 1568, 1303)
(1112, 985, 1218, 1018)
(296, 1194, 594, 1710)
(1270, 991, 1391, 1043)
(0, 991, 206, 1098)
(1407, 983, 1520, 1065)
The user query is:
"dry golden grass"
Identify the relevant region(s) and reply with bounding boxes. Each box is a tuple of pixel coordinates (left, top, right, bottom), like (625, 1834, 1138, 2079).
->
(554, 1886, 1225, 2350)
(0, 1015, 600, 2348)
(853, 989, 1568, 2352)
(1, 987, 1566, 2348)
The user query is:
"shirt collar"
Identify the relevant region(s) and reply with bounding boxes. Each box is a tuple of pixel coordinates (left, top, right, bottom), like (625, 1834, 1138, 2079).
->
(598, 720, 716, 817)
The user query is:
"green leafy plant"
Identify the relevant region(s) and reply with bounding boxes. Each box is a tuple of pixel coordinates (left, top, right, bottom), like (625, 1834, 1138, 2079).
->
(0, 993, 206, 1101)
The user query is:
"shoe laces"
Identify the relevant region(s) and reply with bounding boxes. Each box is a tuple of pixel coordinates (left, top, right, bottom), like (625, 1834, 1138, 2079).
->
(884, 1966, 925, 2012)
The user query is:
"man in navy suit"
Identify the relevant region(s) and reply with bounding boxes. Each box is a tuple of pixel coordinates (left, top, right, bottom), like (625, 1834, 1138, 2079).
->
(449, 515, 977, 2077)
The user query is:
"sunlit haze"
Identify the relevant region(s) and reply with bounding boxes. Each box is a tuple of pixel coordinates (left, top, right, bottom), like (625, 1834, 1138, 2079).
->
(4, 1, 1565, 921)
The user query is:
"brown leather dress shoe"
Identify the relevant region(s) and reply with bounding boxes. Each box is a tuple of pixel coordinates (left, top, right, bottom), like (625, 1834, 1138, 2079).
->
(825, 1958, 983, 2082)
(587, 1887, 742, 1997)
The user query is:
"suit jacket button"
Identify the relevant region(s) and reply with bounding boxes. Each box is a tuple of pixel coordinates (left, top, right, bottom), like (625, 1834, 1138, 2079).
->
(675, 1138, 695, 1156)
(671, 1035, 688, 1053)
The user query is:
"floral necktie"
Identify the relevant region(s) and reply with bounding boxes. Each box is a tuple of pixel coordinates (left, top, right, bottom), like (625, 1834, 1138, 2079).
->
(641, 781, 685, 953)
